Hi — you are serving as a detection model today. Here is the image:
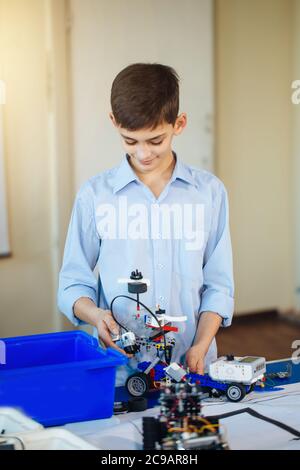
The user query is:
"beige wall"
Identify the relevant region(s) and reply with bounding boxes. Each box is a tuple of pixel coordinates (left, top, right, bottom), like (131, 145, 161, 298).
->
(0, 0, 52, 336)
(0, 0, 72, 336)
(292, 0, 300, 310)
(215, 0, 294, 314)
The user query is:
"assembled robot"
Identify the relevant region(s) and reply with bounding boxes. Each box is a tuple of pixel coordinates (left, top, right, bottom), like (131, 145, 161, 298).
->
(110, 269, 187, 372)
(110, 270, 267, 403)
(142, 382, 229, 450)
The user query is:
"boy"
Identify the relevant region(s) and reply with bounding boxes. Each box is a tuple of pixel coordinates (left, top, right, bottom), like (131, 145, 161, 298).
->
(57, 63, 234, 384)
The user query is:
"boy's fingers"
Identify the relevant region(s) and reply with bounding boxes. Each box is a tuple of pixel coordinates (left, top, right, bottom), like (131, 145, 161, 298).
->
(99, 328, 116, 348)
(104, 316, 120, 336)
(99, 325, 129, 357)
(195, 358, 204, 375)
(110, 343, 129, 357)
(187, 355, 197, 372)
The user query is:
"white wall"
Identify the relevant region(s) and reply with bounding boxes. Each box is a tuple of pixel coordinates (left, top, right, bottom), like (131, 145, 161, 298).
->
(69, 0, 214, 190)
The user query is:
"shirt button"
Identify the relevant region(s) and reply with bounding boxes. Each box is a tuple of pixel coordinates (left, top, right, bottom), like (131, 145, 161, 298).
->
(158, 263, 164, 269)
(159, 295, 164, 301)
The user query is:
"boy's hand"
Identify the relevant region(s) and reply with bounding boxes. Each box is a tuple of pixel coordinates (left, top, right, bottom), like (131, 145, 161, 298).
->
(186, 345, 206, 375)
(96, 309, 132, 358)
(186, 311, 222, 375)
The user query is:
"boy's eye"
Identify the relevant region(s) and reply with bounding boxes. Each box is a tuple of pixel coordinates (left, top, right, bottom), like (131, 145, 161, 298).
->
(125, 141, 136, 146)
(151, 141, 163, 146)
(125, 140, 163, 146)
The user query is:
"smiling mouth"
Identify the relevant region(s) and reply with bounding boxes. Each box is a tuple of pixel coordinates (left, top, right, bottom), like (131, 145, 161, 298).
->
(140, 157, 157, 165)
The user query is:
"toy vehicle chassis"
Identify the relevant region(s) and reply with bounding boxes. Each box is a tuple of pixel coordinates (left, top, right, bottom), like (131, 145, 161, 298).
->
(126, 363, 255, 402)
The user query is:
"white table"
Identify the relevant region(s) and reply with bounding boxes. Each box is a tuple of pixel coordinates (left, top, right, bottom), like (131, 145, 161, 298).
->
(58, 382, 300, 450)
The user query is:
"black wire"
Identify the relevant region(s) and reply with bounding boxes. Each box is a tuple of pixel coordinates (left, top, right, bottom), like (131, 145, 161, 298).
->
(129, 420, 143, 436)
(201, 390, 300, 409)
(110, 295, 130, 332)
(110, 295, 160, 331)
(207, 407, 300, 439)
(110, 294, 169, 362)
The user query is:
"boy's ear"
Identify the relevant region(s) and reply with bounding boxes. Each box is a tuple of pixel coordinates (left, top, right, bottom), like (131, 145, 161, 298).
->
(174, 113, 187, 135)
(109, 112, 117, 127)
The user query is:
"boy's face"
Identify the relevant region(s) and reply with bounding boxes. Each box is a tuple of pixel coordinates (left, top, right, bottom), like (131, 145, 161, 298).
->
(109, 113, 187, 174)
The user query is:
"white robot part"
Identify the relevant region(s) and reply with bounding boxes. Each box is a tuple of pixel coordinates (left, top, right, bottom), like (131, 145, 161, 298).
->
(209, 356, 266, 385)
(164, 363, 188, 383)
(145, 314, 187, 328)
(163, 315, 187, 323)
(145, 314, 164, 328)
(117, 278, 151, 286)
(121, 331, 136, 348)
(110, 333, 120, 342)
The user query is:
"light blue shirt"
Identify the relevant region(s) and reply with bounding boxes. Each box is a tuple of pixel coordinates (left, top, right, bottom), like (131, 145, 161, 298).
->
(57, 152, 234, 384)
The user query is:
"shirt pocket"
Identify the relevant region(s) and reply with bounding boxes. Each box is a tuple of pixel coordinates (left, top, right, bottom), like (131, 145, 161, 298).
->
(172, 235, 207, 283)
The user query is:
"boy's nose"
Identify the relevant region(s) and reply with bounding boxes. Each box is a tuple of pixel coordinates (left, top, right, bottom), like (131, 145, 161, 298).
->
(136, 144, 152, 160)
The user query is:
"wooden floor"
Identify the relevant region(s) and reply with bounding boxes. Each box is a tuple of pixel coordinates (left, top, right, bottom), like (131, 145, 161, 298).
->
(216, 312, 300, 361)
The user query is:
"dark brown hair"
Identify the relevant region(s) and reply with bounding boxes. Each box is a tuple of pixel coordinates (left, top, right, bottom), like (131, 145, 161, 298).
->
(110, 63, 179, 131)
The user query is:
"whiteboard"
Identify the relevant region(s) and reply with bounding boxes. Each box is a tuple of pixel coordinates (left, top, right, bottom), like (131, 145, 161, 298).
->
(0, 97, 10, 257)
(69, 0, 214, 190)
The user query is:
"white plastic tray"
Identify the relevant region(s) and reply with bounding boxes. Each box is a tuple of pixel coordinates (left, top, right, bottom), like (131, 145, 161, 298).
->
(0, 407, 43, 434)
(11, 428, 98, 450)
(0, 407, 98, 450)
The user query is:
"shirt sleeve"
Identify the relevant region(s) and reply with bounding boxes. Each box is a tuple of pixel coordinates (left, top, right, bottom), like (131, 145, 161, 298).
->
(57, 184, 101, 326)
(199, 180, 234, 327)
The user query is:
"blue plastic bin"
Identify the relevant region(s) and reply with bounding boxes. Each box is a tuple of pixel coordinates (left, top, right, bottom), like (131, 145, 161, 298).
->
(0, 331, 127, 426)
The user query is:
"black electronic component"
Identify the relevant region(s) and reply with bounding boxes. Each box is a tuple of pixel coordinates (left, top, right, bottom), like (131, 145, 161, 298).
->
(128, 397, 148, 412)
(130, 269, 143, 280)
(113, 401, 129, 414)
(128, 282, 147, 295)
(226, 355, 235, 361)
(142, 382, 229, 450)
(0, 442, 16, 450)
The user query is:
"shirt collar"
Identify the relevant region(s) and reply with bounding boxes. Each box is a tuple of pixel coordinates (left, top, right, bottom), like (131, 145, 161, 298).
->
(112, 151, 195, 194)
(112, 155, 139, 194)
(170, 152, 196, 186)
